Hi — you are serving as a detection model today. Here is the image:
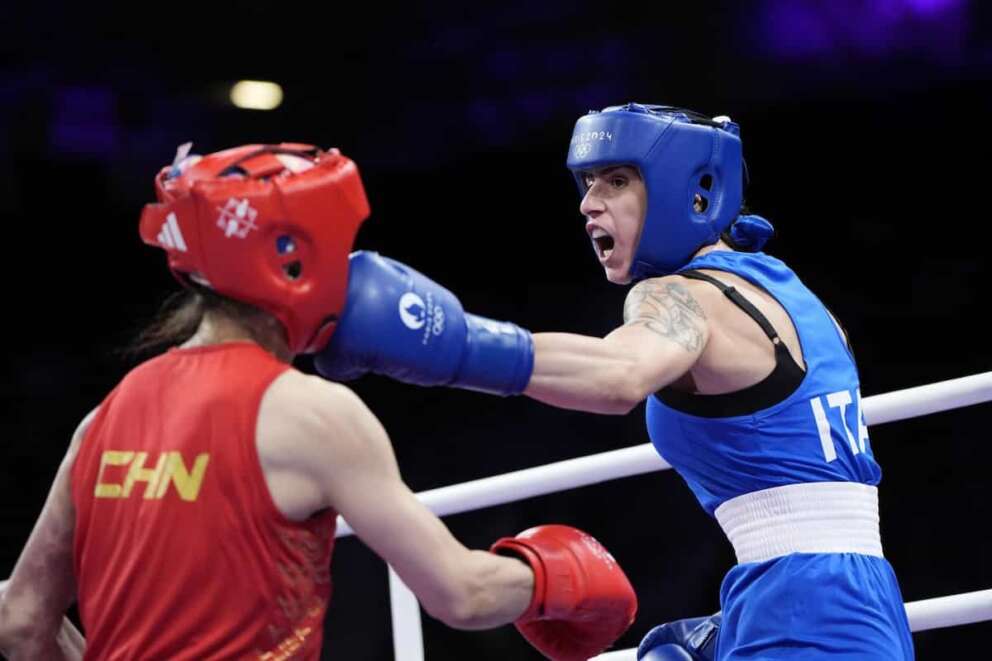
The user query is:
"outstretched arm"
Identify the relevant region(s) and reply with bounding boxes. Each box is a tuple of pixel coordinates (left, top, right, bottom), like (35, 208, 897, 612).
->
(0, 411, 95, 660)
(314, 253, 708, 415)
(322, 385, 536, 628)
(273, 374, 637, 656)
(525, 277, 709, 414)
(277, 375, 534, 629)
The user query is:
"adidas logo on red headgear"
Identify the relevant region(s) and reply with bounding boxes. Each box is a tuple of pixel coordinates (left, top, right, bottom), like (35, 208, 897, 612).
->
(157, 212, 188, 252)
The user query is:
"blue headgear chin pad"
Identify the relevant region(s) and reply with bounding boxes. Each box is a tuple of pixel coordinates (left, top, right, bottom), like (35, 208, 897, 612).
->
(567, 103, 744, 280)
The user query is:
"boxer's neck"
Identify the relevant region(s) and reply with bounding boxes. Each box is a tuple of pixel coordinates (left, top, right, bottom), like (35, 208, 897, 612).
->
(182, 310, 293, 363)
(693, 238, 733, 259)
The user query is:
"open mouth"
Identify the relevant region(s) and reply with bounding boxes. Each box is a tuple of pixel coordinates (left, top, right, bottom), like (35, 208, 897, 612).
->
(590, 228, 615, 260)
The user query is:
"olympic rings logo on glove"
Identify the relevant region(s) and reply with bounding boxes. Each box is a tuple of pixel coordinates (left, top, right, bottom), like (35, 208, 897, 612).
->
(431, 306, 445, 336)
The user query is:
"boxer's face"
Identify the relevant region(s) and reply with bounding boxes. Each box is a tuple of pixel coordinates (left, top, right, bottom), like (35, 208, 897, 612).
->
(578, 165, 646, 284)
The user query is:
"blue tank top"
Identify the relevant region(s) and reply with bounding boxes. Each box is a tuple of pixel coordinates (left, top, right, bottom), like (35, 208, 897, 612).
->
(646, 251, 881, 516)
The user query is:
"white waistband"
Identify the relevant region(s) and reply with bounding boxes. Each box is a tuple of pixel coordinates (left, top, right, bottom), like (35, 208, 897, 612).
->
(714, 482, 883, 564)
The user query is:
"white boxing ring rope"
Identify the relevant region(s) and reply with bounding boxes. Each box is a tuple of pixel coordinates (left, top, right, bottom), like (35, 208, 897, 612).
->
(334, 372, 992, 659)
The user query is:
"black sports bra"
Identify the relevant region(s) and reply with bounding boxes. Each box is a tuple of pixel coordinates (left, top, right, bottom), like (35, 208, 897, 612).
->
(654, 269, 806, 418)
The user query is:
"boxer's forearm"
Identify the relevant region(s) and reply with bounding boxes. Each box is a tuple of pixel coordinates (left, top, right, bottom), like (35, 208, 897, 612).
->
(437, 551, 533, 630)
(0, 426, 85, 661)
(525, 332, 649, 414)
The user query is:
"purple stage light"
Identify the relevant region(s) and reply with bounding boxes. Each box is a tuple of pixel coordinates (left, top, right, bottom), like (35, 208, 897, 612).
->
(903, 0, 963, 15)
(758, 0, 968, 61)
(50, 86, 119, 157)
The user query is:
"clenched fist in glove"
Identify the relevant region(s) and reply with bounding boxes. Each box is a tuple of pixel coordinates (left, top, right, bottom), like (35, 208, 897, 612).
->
(491, 525, 637, 661)
(315, 251, 534, 396)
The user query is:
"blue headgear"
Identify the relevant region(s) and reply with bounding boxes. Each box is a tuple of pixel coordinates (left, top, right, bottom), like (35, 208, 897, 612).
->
(567, 103, 768, 280)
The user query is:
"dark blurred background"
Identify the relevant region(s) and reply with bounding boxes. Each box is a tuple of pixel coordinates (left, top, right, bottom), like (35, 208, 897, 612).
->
(2, 1, 990, 658)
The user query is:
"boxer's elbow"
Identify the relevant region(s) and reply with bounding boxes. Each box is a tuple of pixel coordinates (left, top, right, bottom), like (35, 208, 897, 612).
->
(416, 573, 480, 630)
(590, 338, 661, 413)
(0, 597, 51, 659)
(426, 579, 496, 630)
(432, 594, 490, 630)
(424, 585, 487, 630)
(605, 389, 648, 415)
(540, 372, 646, 415)
(597, 368, 652, 414)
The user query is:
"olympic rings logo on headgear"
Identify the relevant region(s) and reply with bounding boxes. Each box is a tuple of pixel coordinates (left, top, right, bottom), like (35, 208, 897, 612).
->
(139, 142, 371, 354)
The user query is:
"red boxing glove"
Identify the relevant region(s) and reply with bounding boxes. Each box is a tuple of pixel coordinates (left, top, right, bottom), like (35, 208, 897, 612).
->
(491, 525, 637, 661)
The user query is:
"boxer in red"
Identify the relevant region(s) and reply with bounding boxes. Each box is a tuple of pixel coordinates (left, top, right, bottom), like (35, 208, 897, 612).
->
(0, 143, 636, 660)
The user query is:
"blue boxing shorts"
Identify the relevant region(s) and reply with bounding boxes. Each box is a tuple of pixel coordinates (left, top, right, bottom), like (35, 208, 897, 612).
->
(714, 483, 914, 659)
(719, 553, 913, 659)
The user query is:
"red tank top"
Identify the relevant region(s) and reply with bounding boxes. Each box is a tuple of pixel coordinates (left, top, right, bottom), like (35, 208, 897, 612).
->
(72, 342, 337, 660)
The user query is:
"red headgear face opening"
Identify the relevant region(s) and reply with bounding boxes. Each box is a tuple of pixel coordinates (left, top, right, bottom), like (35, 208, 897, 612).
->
(139, 143, 370, 354)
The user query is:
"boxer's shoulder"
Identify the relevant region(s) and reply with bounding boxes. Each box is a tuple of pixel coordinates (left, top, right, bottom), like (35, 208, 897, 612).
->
(257, 369, 389, 518)
(623, 274, 715, 326)
(69, 406, 101, 451)
(259, 369, 375, 454)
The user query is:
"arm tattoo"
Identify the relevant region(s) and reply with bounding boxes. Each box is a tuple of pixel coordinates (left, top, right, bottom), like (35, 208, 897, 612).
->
(623, 280, 706, 352)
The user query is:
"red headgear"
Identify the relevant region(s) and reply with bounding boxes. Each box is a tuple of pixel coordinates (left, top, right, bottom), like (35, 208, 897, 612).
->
(139, 143, 370, 354)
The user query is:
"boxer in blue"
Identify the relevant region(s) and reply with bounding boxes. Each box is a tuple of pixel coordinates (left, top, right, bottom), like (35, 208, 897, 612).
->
(316, 103, 915, 659)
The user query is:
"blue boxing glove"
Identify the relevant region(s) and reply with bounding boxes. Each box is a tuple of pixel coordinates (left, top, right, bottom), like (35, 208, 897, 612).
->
(637, 613, 721, 661)
(314, 251, 534, 396)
